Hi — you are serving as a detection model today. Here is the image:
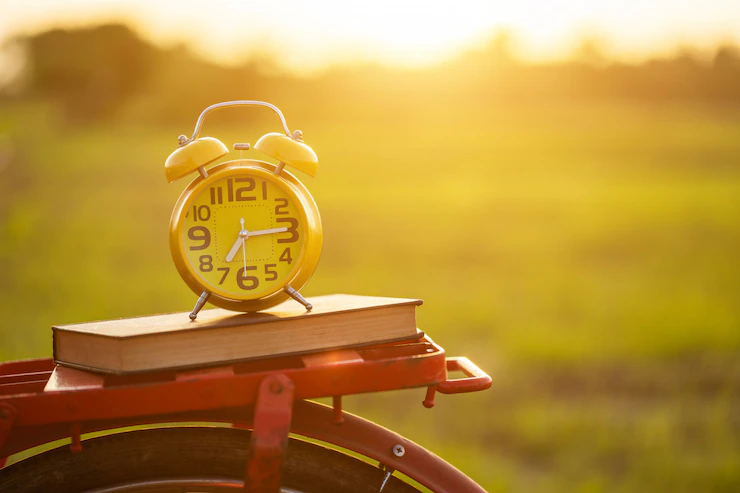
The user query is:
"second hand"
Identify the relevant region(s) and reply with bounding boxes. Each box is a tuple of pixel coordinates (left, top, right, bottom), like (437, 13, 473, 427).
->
(240, 218, 247, 276)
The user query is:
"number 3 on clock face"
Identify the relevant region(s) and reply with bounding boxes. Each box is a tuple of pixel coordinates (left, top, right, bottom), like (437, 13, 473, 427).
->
(169, 162, 322, 313)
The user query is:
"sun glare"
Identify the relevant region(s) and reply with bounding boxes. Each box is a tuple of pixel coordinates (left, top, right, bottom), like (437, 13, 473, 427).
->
(131, 1, 499, 71)
(1, 0, 739, 72)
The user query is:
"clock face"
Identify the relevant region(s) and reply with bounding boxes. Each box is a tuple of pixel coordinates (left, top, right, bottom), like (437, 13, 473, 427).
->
(179, 167, 306, 300)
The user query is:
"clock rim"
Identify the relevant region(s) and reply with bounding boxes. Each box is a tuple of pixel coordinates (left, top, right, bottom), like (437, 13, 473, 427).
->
(169, 159, 322, 312)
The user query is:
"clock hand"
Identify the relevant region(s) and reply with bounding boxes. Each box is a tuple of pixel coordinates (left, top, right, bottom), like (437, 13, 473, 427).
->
(225, 218, 247, 262)
(225, 225, 289, 262)
(225, 237, 244, 262)
(245, 227, 288, 237)
(241, 232, 248, 276)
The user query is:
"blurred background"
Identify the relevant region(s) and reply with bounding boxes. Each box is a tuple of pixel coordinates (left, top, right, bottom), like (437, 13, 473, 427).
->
(1, 1, 739, 491)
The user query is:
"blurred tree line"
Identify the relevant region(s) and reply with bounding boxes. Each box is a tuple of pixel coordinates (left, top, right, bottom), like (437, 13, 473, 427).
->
(3, 23, 740, 123)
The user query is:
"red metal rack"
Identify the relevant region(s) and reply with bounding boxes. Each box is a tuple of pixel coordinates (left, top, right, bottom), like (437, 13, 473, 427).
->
(0, 335, 491, 492)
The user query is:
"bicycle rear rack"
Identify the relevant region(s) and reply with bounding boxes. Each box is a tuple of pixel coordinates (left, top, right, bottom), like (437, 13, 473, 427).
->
(0, 335, 491, 492)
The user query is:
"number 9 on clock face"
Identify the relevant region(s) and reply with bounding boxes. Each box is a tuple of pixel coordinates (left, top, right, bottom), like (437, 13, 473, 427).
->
(170, 163, 322, 312)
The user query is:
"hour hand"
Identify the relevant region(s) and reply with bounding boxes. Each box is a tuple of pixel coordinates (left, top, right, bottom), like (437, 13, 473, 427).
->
(225, 236, 244, 262)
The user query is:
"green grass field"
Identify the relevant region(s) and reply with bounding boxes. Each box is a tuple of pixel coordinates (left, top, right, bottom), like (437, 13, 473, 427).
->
(1, 99, 739, 491)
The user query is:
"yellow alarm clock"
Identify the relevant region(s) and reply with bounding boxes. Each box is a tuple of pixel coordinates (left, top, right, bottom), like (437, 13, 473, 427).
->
(164, 101, 322, 320)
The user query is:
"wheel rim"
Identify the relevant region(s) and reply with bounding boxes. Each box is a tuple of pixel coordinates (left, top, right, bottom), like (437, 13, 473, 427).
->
(86, 478, 305, 493)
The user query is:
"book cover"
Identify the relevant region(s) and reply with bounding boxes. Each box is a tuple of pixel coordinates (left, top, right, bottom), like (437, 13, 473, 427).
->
(53, 294, 423, 374)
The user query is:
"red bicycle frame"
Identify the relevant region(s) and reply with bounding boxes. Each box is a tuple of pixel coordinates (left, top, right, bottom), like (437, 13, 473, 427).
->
(0, 335, 491, 492)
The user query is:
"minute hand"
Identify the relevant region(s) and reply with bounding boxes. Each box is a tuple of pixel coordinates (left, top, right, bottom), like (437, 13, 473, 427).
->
(246, 227, 288, 237)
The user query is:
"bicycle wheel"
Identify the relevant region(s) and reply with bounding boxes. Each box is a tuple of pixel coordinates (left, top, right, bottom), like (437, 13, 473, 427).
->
(0, 427, 420, 493)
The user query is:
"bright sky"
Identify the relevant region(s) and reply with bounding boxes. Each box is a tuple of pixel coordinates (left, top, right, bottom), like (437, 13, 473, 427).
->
(2, 0, 740, 72)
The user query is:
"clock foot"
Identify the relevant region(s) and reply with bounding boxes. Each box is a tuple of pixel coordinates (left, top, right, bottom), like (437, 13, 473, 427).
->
(285, 285, 312, 311)
(189, 290, 211, 320)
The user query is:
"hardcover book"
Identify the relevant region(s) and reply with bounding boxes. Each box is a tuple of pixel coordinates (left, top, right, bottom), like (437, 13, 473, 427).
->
(52, 294, 423, 374)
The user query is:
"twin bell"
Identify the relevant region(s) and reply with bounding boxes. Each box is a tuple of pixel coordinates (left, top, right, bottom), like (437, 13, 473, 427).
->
(164, 131, 318, 183)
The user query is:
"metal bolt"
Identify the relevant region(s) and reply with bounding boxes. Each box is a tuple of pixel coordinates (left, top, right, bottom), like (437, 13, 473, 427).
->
(392, 444, 405, 457)
(269, 380, 283, 394)
(291, 129, 303, 141)
(178, 135, 188, 146)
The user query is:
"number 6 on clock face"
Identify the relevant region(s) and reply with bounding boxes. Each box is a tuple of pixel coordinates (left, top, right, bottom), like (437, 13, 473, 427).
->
(169, 162, 322, 313)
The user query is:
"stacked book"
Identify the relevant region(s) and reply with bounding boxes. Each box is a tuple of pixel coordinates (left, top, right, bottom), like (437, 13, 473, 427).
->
(53, 294, 423, 374)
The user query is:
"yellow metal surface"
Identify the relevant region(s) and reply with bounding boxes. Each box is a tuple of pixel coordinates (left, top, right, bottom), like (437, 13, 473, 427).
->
(169, 160, 322, 312)
(253, 133, 318, 177)
(165, 137, 229, 183)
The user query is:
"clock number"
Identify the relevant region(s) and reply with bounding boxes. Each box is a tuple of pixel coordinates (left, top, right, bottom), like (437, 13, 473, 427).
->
(261, 181, 268, 200)
(264, 264, 278, 281)
(191, 205, 211, 222)
(217, 267, 230, 284)
(276, 217, 299, 243)
(198, 255, 213, 272)
(274, 198, 289, 215)
(237, 265, 259, 290)
(187, 226, 211, 250)
(235, 178, 256, 201)
(209, 187, 223, 205)
(279, 248, 292, 265)
(225, 178, 256, 201)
